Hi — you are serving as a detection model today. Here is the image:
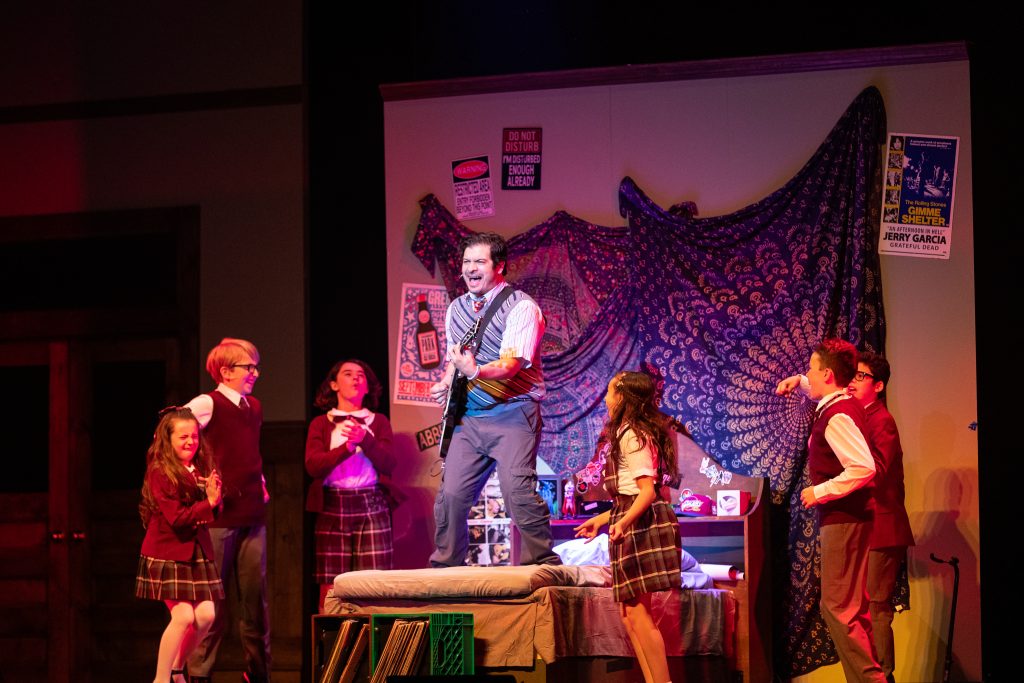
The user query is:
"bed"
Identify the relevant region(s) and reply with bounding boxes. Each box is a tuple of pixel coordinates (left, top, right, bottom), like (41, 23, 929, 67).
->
(322, 562, 737, 681)
(321, 437, 769, 681)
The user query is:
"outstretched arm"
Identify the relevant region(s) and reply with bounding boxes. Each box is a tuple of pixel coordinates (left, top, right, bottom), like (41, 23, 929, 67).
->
(574, 510, 611, 542)
(775, 374, 808, 397)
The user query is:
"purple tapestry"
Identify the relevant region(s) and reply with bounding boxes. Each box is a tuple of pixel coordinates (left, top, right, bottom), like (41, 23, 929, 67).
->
(412, 86, 890, 676)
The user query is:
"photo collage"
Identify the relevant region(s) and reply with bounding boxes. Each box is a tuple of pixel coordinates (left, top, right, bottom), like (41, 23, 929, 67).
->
(466, 472, 511, 566)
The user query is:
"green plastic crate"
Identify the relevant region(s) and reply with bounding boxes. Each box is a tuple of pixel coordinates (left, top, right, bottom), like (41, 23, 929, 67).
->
(429, 612, 474, 675)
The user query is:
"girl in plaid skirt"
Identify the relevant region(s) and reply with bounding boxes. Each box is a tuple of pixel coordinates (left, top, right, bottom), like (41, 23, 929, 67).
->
(136, 407, 224, 683)
(575, 371, 681, 683)
(305, 360, 396, 610)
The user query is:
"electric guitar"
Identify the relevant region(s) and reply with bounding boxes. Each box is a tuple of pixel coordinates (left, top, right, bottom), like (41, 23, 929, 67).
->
(437, 318, 481, 459)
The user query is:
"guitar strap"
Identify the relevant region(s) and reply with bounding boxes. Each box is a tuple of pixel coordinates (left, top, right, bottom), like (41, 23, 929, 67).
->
(469, 285, 517, 352)
(437, 286, 519, 461)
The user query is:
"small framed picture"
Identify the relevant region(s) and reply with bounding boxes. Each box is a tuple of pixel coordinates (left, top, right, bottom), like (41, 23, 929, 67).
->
(536, 475, 561, 519)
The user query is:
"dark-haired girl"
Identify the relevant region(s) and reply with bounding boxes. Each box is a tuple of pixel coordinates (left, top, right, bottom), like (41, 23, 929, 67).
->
(575, 371, 681, 683)
(305, 360, 396, 608)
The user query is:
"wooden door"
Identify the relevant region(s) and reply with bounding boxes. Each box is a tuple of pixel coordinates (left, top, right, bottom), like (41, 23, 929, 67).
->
(0, 341, 89, 683)
(86, 338, 184, 680)
(0, 339, 186, 682)
(0, 207, 200, 681)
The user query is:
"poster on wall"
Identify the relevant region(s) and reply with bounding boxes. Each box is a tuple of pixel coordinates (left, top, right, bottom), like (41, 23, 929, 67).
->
(393, 283, 450, 406)
(878, 133, 959, 259)
(467, 472, 512, 566)
(451, 155, 495, 220)
(501, 127, 542, 190)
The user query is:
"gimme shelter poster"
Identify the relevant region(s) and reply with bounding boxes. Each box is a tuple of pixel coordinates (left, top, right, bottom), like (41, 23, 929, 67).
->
(878, 133, 959, 259)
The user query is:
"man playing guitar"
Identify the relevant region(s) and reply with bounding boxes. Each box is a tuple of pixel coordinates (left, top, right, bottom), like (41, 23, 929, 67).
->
(428, 232, 560, 567)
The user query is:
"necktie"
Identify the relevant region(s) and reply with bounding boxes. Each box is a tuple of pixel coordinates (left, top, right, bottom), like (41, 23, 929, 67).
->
(814, 394, 845, 420)
(472, 297, 486, 313)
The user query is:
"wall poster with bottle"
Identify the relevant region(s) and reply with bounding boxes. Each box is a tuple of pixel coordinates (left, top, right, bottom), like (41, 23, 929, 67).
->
(394, 283, 451, 405)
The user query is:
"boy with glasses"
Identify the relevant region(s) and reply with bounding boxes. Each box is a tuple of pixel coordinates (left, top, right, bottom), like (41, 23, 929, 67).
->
(847, 352, 914, 683)
(185, 338, 272, 683)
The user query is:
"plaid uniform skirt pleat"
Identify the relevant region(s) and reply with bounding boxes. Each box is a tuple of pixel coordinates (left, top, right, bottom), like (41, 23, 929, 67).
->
(315, 486, 393, 581)
(610, 496, 682, 602)
(135, 543, 224, 602)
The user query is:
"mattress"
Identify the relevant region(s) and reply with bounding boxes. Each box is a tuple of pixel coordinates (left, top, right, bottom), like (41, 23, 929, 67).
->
(330, 563, 611, 600)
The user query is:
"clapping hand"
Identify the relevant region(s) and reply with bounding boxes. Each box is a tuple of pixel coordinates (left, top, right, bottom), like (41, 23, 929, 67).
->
(203, 469, 223, 507)
(340, 419, 366, 446)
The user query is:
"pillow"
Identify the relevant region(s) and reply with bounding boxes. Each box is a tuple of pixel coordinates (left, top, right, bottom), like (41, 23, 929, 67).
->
(555, 535, 701, 575)
(553, 534, 610, 566)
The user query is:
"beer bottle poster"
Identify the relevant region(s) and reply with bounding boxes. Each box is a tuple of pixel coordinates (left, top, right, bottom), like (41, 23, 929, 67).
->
(394, 283, 451, 405)
(878, 133, 959, 259)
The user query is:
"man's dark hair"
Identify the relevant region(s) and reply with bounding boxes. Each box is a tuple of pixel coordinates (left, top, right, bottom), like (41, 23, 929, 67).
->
(459, 232, 508, 275)
(814, 338, 858, 387)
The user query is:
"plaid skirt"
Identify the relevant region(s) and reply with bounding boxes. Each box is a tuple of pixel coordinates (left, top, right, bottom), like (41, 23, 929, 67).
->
(314, 486, 393, 581)
(610, 496, 682, 602)
(135, 543, 224, 602)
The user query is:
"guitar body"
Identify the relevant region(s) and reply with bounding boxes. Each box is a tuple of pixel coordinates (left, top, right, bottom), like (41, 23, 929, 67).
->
(438, 319, 481, 459)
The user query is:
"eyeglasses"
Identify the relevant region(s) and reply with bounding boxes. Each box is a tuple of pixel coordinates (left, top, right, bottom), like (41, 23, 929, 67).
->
(853, 371, 875, 382)
(231, 363, 261, 374)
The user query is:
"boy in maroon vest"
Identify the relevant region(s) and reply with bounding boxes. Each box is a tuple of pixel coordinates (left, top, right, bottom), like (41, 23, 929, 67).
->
(777, 339, 884, 682)
(185, 338, 272, 683)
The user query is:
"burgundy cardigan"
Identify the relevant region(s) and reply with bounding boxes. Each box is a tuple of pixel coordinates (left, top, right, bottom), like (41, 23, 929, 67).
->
(864, 401, 915, 549)
(304, 412, 396, 513)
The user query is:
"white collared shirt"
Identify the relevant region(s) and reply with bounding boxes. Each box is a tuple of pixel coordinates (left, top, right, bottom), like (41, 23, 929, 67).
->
(614, 425, 658, 495)
(323, 408, 379, 489)
(184, 383, 249, 428)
